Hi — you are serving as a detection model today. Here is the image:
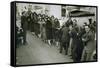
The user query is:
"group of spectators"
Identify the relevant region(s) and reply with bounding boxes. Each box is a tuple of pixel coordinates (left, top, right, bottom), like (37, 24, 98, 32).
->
(16, 10, 97, 63)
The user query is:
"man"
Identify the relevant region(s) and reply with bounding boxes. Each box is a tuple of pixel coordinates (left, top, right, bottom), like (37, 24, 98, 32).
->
(69, 19, 82, 62)
(81, 26, 95, 61)
(60, 23, 70, 55)
(21, 11, 27, 45)
(70, 25, 79, 62)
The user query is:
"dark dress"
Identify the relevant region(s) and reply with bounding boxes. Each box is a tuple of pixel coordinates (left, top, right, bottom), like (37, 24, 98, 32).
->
(46, 20, 53, 40)
(30, 13, 34, 32)
(33, 15, 39, 36)
(27, 12, 32, 31)
(53, 20, 60, 41)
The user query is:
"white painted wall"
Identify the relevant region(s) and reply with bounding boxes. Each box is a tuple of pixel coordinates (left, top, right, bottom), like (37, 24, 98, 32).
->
(16, 3, 62, 19)
(49, 5, 61, 19)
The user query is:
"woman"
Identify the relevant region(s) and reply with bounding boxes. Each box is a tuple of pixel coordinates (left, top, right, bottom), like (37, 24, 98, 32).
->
(70, 19, 83, 62)
(54, 18, 60, 47)
(41, 19, 46, 42)
(33, 12, 38, 37)
(45, 17, 53, 45)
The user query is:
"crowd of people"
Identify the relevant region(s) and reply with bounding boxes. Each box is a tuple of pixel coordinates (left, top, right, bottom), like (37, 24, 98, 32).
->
(16, 10, 97, 63)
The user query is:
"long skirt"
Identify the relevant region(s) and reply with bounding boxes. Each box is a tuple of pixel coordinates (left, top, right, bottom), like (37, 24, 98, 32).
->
(34, 23, 40, 35)
(46, 28, 53, 40)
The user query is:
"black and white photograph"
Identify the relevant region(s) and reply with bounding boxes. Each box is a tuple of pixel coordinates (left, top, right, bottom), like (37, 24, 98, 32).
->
(13, 1, 97, 66)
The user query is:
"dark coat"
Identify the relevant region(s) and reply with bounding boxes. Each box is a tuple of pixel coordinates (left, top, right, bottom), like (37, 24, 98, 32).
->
(30, 13, 34, 32)
(52, 20, 60, 39)
(27, 12, 32, 30)
(70, 27, 84, 62)
(61, 26, 70, 43)
(46, 20, 53, 39)
(70, 28, 78, 48)
(58, 28, 63, 42)
(33, 15, 39, 35)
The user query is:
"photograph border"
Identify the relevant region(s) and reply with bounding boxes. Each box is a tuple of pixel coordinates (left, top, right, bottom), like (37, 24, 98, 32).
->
(10, 1, 98, 67)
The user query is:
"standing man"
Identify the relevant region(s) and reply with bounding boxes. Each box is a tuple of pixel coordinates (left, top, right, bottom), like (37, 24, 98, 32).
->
(70, 19, 80, 62)
(81, 26, 95, 61)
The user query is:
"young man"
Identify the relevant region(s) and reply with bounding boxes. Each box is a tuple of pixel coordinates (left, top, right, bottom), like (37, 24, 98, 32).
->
(81, 25, 95, 61)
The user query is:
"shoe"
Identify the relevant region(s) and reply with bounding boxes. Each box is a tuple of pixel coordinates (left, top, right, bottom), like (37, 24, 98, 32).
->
(69, 54, 72, 56)
(65, 53, 68, 55)
(59, 51, 62, 53)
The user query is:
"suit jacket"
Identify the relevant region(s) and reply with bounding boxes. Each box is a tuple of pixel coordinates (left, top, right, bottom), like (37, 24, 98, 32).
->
(70, 27, 80, 50)
(83, 30, 95, 53)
